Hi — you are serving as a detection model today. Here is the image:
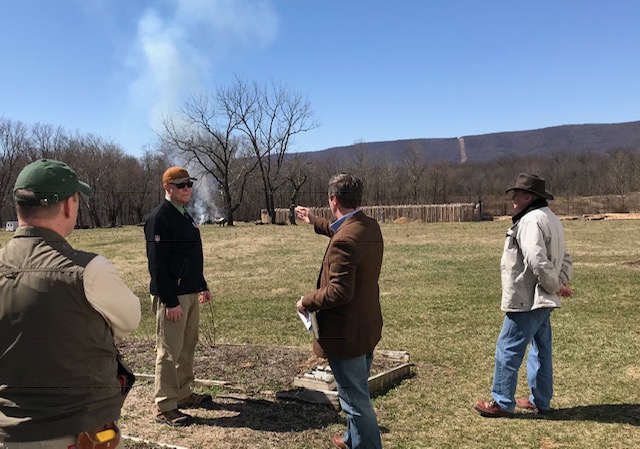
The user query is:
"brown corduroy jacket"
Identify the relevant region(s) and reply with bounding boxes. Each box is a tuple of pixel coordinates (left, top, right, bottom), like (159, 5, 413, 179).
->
(301, 211, 384, 359)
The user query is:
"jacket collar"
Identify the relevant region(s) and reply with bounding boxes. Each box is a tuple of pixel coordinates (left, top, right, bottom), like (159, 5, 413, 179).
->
(512, 198, 548, 223)
(14, 226, 67, 242)
(330, 209, 360, 233)
(165, 198, 186, 215)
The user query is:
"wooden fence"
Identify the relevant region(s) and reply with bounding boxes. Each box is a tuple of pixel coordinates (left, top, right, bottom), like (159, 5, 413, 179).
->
(261, 203, 479, 224)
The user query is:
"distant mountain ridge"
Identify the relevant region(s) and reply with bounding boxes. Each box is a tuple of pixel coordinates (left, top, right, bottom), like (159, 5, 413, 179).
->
(299, 120, 640, 164)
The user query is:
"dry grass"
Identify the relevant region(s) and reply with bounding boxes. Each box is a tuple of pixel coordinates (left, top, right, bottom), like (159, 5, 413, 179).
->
(2, 218, 640, 448)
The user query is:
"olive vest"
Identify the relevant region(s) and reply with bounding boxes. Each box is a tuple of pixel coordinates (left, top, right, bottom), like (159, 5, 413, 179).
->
(0, 227, 124, 442)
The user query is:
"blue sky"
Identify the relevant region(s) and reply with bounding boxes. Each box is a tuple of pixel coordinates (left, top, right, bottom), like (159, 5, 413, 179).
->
(1, 0, 639, 157)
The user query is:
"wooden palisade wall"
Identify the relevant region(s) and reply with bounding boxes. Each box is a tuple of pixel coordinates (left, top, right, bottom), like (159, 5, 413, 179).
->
(261, 203, 478, 224)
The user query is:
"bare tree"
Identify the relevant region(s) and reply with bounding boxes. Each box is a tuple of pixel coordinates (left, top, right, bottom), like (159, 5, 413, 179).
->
(129, 148, 169, 224)
(65, 133, 117, 228)
(427, 162, 452, 203)
(0, 118, 29, 223)
(347, 141, 377, 204)
(28, 122, 68, 160)
(160, 93, 260, 225)
(402, 141, 428, 204)
(374, 156, 397, 206)
(220, 77, 318, 224)
(607, 148, 637, 211)
(100, 146, 135, 227)
(285, 155, 310, 224)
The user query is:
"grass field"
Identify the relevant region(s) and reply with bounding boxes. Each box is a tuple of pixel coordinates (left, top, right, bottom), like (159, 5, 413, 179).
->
(2, 218, 639, 448)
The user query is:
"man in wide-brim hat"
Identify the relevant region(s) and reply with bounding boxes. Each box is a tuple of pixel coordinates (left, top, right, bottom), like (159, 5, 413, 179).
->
(474, 173, 573, 418)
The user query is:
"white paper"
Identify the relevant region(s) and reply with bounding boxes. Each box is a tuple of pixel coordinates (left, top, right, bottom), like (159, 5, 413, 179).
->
(298, 310, 319, 338)
(298, 310, 313, 332)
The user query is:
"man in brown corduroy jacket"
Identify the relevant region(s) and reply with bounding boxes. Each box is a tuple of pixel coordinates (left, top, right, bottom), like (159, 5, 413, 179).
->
(296, 173, 384, 449)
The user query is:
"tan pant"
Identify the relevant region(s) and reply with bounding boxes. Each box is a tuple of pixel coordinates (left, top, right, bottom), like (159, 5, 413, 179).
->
(152, 293, 200, 412)
(0, 436, 124, 449)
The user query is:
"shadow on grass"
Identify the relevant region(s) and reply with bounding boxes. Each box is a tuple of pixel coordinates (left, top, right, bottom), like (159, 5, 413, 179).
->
(371, 370, 416, 399)
(516, 404, 640, 425)
(190, 395, 345, 431)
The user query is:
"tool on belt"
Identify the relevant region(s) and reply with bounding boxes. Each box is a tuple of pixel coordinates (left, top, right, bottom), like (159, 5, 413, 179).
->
(75, 422, 120, 449)
(73, 349, 135, 448)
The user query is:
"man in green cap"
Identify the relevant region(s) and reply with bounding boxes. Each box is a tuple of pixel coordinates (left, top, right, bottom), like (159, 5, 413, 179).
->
(0, 159, 141, 448)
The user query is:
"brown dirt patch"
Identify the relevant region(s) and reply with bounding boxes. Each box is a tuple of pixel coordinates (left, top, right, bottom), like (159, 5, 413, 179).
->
(119, 341, 398, 393)
(118, 341, 400, 449)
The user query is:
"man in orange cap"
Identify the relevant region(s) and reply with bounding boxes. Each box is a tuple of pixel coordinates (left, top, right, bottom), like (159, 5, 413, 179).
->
(144, 166, 212, 426)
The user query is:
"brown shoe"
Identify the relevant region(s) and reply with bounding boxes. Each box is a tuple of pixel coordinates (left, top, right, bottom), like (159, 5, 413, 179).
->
(178, 392, 213, 409)
(155, 409, 192, 427)
(473, 400, 514, 418)
(516, 397, 550, 414)
(332, 433, 347, 449)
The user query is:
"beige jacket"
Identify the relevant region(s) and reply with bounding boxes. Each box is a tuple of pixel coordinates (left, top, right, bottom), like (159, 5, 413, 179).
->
(500, 206, 573, 312)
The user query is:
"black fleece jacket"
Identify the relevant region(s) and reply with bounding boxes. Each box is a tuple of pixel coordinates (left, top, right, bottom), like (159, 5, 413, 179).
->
(144, 200, 208, 307)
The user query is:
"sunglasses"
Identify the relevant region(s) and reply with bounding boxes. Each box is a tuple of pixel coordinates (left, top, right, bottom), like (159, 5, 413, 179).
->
(171, 181, 193, 189)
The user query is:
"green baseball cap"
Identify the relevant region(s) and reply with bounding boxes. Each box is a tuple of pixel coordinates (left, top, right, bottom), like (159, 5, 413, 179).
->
(14, 159, 93, 206)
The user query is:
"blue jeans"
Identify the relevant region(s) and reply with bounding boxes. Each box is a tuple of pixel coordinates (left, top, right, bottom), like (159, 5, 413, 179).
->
(329, 353, 382, 449)
(491, 308, 554, 412)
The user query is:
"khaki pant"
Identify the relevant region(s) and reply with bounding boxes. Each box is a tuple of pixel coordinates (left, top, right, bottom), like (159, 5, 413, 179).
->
(0, 436, 123, 449)
(152, 293, 200, 412)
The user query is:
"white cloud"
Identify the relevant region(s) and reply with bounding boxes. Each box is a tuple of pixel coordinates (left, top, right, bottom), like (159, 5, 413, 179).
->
(129, 9, 205, 122)
(127, 0, 279, 134)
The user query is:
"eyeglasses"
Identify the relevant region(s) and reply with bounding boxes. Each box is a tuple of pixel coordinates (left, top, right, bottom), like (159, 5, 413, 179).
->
(171, 181, 193, 189)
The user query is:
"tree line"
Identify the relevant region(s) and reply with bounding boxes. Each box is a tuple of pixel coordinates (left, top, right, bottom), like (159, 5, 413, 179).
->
(2, 80, 639, 227)
(0, 119, 171, 227)
(263, 146, 640, 221)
